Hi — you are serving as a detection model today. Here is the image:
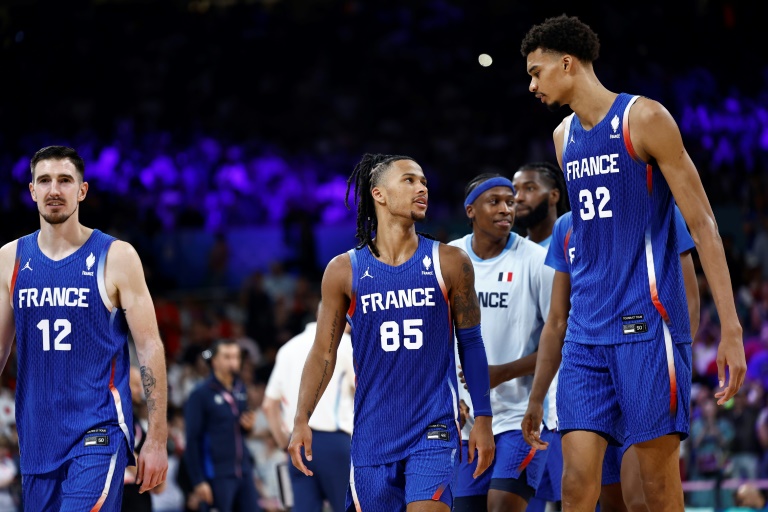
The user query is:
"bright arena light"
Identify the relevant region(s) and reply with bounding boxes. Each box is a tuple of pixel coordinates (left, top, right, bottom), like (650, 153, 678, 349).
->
(478, 53, 492, 67)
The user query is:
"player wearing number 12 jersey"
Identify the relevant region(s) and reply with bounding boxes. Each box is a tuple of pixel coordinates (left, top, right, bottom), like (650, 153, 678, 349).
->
(288, 153, 495, 512)
(0, 146, 168, 511)
(521, 15, 746, 510)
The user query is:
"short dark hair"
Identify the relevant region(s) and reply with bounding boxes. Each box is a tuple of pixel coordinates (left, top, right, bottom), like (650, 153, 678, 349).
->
(30, 146, 85, 181)
(203, 338, 240, 363)
(516, 162, 570, 217)
(520, 14, 600, 63)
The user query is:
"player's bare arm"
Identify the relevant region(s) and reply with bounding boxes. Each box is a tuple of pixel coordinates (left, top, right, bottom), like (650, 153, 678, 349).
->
(107, 240, 169, 493)
(553, 120, 567, 171)
(0, 241, 18, 375)
(522, 270, 570, 450)
(288, 253, 350, 476)
(630, 98, 746, 403)
(440, 244, 494, 478)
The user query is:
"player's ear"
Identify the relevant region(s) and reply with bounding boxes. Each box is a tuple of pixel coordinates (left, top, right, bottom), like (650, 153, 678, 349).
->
(562, 55, 572, 72)
(29, 182, 36, 202)
(371, 185, 385, 205)
(78, 181, 89, 202)
(550, 188, 560, 206)
(466, 204, 475, 222)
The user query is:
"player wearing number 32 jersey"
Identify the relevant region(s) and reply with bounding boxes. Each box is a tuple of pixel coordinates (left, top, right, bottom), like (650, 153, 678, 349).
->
(0, 146, 168, 511)
(288, 153, 495, 512)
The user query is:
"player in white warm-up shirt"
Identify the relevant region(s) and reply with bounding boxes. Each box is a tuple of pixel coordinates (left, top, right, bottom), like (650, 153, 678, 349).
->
(450, 173, 556, 512)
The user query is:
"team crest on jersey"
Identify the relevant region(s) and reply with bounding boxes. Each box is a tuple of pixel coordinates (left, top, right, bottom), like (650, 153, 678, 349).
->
(421, 255, 433, 275)
(82, 252, 95, 276)
(610, 114, 621, 139)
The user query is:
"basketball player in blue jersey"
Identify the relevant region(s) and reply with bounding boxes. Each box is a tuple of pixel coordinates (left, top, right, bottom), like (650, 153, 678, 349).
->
(0, 146, 168, 510)
(288, 153, 495, 512)
(512, 161, 570, 247)
(520, 15, 746, 510)
(521, 206, 700, 512)
(449, 174, 555, 512)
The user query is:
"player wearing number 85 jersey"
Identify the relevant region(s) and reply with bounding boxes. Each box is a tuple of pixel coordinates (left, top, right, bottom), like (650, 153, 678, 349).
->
(522, 15, 746, 510)
(0, 146, 168, 511)
(288, 153, 495, 512)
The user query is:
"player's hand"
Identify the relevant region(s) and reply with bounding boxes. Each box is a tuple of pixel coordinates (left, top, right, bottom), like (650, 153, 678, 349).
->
(459, 399, 470, 429)
(714, 330, 746, 405)
(288, 422, 314, 476)
(467, 415, 494, 479)
(194, 481, 214, 505)
(240, 410, 256, 431)
(521, 402, 549, 450)
(136, 437, 168, 494)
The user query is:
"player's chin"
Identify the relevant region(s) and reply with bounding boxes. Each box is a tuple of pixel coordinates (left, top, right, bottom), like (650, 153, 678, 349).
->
(546, 100, 562, 112)
(410, 210, 427, 222)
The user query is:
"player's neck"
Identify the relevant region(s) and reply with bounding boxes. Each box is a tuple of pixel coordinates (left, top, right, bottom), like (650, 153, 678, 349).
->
(527, 215, 556, 244)
(471, 231, 508, 260)
(37, 218, 93, 261)
(568, 78, 617, 130)
(371, 221, 419, 266)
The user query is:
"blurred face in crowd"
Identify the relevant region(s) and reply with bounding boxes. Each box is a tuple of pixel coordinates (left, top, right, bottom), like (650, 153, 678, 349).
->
(29, 158, 88, 225)
(211, 343, 241, 379)
(467, 186, 515, 241)
(372, 160, 428, 222)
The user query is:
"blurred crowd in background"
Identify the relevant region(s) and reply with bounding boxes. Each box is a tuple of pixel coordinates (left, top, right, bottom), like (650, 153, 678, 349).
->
(0, 0, 767, 509)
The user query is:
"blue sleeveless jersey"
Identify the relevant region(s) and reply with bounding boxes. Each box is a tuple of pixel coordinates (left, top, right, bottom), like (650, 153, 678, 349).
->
(561, 93, 690, 345)
(346, 236, 460, 466)
(11, 229, 134, 474)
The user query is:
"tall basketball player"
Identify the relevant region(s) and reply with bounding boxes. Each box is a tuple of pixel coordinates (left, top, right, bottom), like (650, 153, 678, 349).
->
(0, 146, 168, 510)
(288, 153, 495, 512)
(449, 174, 556, 512)
(521, 15, 746, 510)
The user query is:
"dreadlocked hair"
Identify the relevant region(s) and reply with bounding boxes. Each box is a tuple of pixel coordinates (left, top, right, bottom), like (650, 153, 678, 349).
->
(517, 162, 571, 217)
(345, 153, 414, 257)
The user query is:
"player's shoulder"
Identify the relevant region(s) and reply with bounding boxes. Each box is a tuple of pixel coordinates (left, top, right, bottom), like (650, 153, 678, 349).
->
(0, 239, 19, 263)
(438, 240, 472, 267)
(446, 234, 469, 250)
(516, 233, 547, 258)
(629, 96, 675, 127)
(553, 212, 573, 232)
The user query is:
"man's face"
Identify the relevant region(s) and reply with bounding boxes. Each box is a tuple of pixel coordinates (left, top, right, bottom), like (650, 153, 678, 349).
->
(211, 344, 242, 377)
(513, 170, 554, 229)
(29, 158, 87, 225)
(467, 186, 515, 240)
(372, 160, 428, 222)
(526, 48, 569, 112)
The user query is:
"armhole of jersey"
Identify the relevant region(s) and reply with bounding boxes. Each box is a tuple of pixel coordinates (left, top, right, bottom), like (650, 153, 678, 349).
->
(346, 249, 357, 322)
(97, 239, 116, 312)
(9, 240, 23, 306)
(431, 241, 452, 332)
(563, 227, 572, 266)
(622, 95, 654, 195)
(561, 113, 574, 149)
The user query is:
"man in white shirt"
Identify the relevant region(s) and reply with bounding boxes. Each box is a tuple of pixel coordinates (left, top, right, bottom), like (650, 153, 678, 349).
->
(450, 174, 556, 512)
(263, 308, 354, 512)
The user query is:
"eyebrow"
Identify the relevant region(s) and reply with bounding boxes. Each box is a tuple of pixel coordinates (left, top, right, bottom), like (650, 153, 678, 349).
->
(402, 172, 427, 182)
(527, 65, 539, 75)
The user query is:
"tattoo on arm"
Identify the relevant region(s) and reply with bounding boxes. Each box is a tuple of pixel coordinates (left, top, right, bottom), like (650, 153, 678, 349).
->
(140, 365, 157, 413)
(453, 262, 481, 328)
(328, 316, 337, 354)
(307, 359, 331, 420)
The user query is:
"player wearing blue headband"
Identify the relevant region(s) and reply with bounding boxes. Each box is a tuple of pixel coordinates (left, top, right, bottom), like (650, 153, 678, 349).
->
(450, 173, 557, 512)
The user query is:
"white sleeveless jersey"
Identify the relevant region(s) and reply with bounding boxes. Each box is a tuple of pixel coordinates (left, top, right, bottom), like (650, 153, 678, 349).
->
(450, 233, 558, 435)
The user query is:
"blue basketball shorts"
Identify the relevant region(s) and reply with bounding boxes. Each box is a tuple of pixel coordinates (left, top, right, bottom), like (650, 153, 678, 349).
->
(557, 332, 691, 447)
(532, 429, 562, 502)
(452, 439, 492, 498)
(346, 430, 458, 511)
(22, 445, 129, 512)
(488, 429, 554, 496)
(602, 445, 623, 486)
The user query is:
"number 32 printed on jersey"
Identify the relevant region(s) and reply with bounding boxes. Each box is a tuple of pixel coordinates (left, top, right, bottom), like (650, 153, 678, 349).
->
(380, 319, 423, 352)
(579, 186, 613, 220)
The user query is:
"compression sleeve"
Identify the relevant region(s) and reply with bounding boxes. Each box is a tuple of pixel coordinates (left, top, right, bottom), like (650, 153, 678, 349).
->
(456, 324, 492, 417)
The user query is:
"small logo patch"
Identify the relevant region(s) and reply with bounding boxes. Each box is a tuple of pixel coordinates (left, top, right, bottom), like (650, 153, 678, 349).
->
(84, 435, 109, 447)
(427, 423, 447, 430)
(622, 322, 648, 335)
(427, 431, 449, 441)
(621, 314, 644, 322)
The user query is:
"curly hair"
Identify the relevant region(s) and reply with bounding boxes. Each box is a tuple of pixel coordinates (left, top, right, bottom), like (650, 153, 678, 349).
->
(520, 14, 600, 63)
(345, 153, 414, 257)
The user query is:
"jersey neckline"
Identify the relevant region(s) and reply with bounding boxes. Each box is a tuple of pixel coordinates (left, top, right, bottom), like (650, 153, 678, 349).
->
(465, 232, 516, 263)
(571, 92, 626, 139)
(31, 228, 101, 269)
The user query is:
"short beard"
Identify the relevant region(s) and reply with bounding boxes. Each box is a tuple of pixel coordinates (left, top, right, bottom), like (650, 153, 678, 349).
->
(514, 199, 549, 230)
(411, 210, 426, 222)
(547, 101, 562, 112)
(40, 204, 77, 225)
